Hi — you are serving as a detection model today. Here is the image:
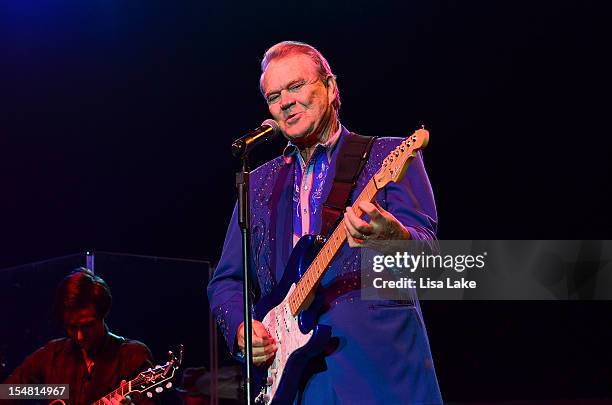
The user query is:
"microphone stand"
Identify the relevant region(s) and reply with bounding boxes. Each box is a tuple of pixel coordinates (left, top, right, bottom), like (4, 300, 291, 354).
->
(235, 155, 255, 405)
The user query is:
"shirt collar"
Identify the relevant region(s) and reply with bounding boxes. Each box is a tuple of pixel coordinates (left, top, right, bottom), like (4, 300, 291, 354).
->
(282, 123, 343, 164)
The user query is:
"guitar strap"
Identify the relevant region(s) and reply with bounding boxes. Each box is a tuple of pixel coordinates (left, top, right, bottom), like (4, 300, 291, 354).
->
(320, 132, 376, 238)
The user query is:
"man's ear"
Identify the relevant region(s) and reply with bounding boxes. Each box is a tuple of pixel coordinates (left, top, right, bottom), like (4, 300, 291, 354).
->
(325, 75, 338, 105)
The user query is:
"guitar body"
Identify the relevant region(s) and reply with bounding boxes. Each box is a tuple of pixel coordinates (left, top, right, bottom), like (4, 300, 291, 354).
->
(253, 235, 332, 405)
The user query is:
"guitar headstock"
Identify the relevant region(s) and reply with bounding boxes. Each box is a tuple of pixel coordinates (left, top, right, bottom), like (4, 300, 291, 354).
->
(131, 344, 184, 398)
(373, 128, 429, 189)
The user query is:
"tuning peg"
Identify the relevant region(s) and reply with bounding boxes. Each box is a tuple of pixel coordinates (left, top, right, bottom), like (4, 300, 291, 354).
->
(166, 382, 172, 389)
(155, 387, 163, 393)
(146, 392, 153, 398)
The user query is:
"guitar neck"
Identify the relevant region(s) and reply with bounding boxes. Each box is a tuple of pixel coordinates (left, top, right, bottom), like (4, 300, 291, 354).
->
(286, 129, 428, 316)
(89, 346, 182, 405)
(288, 178, 379, 315)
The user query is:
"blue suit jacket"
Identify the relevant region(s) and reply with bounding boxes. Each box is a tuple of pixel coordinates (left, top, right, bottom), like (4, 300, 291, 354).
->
(208, 127, 442, 404)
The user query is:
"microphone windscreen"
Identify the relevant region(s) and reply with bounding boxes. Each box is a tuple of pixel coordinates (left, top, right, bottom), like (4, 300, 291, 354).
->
(261, 118, 280, 135)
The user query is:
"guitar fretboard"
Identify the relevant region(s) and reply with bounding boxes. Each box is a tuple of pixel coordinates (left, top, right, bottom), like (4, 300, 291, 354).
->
(287, 178, 379, 315)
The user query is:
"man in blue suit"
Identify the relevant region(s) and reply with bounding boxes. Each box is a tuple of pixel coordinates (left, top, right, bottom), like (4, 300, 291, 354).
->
(208, 41, 442, 404)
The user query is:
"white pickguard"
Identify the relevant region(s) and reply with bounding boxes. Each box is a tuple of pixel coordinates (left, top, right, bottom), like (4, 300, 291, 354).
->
(256, 283, 313, 404)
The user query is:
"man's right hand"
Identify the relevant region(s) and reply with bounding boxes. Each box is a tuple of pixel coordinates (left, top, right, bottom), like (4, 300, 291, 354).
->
(236, 320, 277, 366)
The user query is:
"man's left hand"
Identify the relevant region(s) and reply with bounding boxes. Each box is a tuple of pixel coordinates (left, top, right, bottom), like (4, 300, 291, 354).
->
(343, 201, 411, 248)
(100, 381, 133, 405)
(101, 395, 132, 405)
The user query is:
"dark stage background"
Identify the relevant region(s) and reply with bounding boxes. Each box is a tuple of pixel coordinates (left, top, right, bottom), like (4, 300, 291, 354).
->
(1, 1, 611, 402)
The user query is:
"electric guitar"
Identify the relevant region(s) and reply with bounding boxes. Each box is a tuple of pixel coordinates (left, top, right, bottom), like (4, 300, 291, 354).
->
(253, 129, 430, 404)
(50, 345, 183, 405)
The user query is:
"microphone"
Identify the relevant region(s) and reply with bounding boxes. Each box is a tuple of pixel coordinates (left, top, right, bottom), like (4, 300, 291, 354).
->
(231, 119, 280, 158)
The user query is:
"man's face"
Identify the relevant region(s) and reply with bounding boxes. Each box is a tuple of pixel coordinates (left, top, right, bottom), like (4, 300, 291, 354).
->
(64, 305, 105, 354)
(262, 53, 335, 146)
